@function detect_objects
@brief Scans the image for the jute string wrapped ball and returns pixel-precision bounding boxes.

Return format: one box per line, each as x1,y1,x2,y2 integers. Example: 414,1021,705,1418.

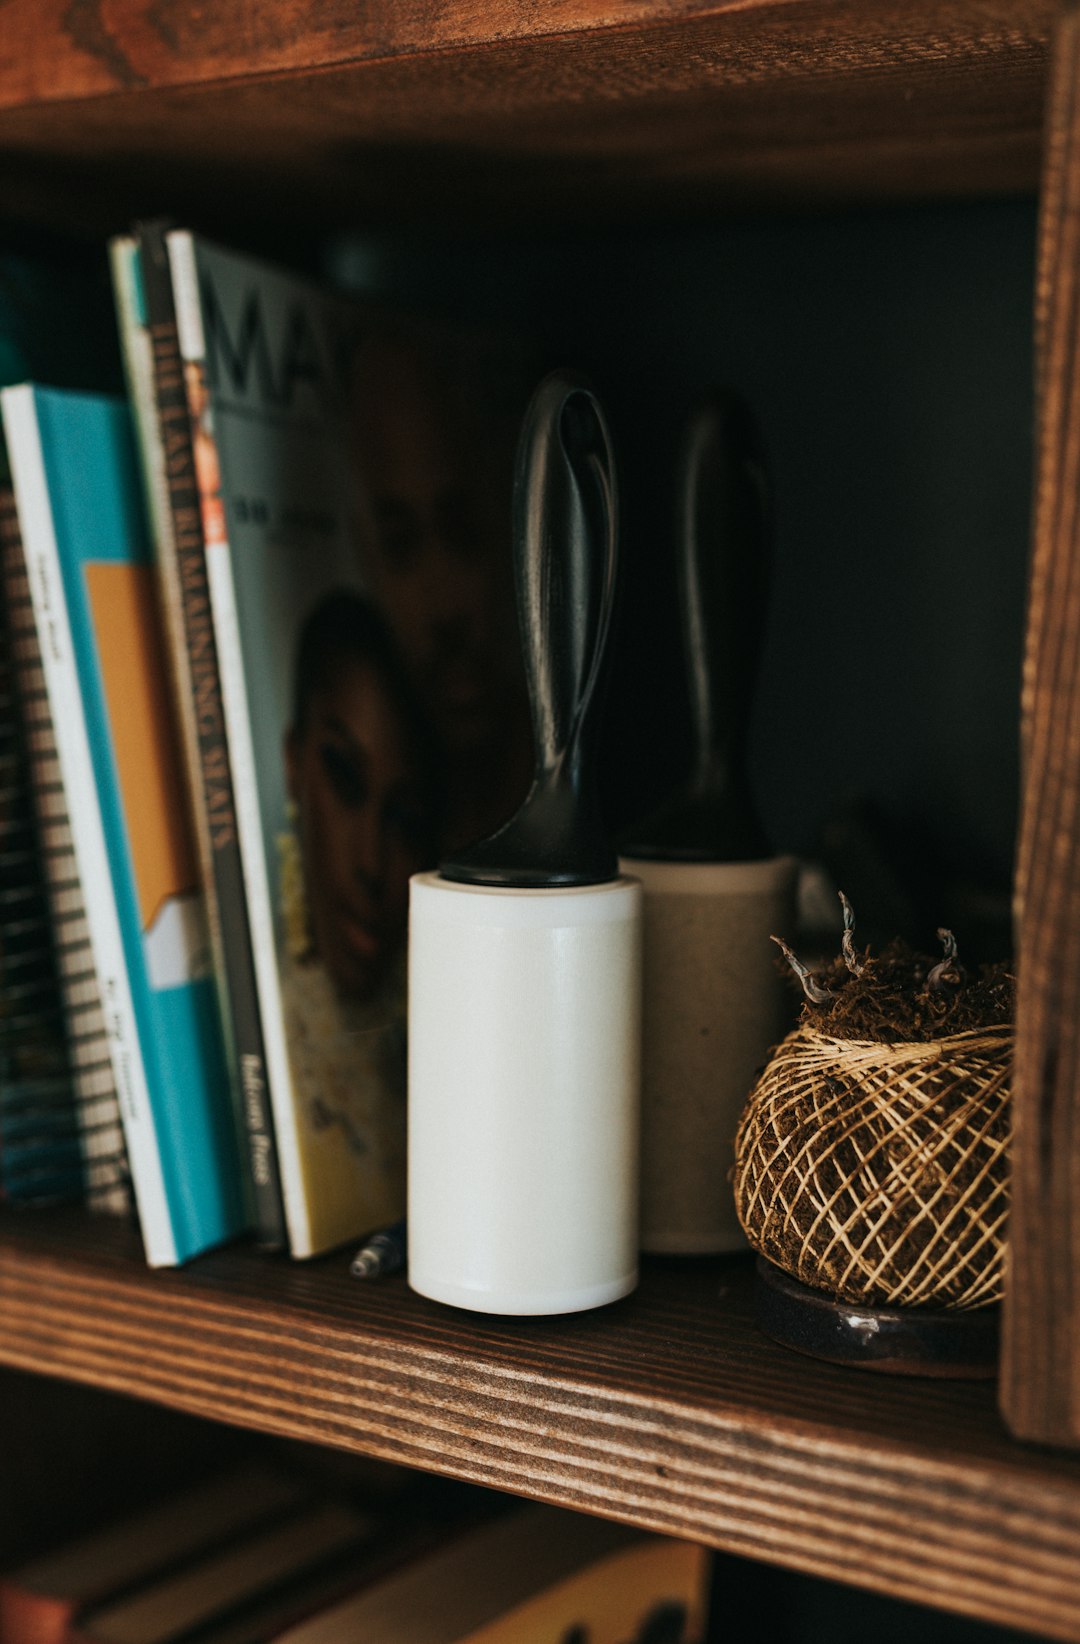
733,1023,1011,1310
732,907,1014,1312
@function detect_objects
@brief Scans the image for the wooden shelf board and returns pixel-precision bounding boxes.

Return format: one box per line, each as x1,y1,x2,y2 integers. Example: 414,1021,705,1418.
3,1206,1080,1640
0,1,1054,231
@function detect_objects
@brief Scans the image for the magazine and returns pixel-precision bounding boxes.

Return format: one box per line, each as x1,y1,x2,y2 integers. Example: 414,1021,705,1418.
166,233,534,1256
167,236,416,1256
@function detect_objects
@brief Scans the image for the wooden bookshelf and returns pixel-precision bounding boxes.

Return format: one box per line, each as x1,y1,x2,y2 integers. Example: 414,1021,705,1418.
0,1204,1079,1641
4,2,1080,1639
0,1,1056,231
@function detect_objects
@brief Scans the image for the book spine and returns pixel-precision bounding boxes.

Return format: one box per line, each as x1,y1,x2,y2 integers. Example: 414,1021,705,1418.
1,387,177,1265
110,236,244,1158
136,226,286,1251
166,232,311,1258
0,490,131,1214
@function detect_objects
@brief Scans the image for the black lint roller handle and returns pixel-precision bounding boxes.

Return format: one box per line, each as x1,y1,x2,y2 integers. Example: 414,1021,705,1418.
624,392,771,862
441,370,619,889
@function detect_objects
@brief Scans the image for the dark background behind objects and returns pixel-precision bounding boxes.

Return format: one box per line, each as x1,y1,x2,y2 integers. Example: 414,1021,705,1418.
705,1544,1053,1643
330,198,1035,961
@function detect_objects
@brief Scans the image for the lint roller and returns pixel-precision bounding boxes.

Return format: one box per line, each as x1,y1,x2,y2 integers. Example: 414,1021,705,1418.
407,371,642,1315
620,394,796,1255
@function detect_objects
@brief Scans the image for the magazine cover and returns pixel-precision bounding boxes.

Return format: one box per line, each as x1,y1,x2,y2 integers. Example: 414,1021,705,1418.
167,235,433,1256
166,235,533,1257
342,315,532,860
1,384,247,1265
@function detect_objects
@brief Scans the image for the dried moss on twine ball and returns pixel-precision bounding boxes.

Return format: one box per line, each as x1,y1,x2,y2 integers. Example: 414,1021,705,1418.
732,898,1014,1312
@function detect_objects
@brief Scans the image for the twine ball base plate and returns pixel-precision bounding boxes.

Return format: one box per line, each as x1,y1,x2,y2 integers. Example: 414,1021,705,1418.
754,1258,1000,1379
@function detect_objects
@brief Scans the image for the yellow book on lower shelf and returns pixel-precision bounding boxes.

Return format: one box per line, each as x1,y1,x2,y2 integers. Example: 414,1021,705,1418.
459,1534,710,1644
271,1504,710,1644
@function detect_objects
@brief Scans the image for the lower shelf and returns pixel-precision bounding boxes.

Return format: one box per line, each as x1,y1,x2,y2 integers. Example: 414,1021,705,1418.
1,1206,1078,1640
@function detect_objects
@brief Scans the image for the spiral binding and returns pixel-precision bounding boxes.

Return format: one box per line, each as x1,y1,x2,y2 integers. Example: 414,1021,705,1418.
0,488,130,1211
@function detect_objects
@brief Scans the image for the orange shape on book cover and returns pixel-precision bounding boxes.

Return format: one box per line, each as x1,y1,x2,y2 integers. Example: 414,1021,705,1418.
84,562,198,932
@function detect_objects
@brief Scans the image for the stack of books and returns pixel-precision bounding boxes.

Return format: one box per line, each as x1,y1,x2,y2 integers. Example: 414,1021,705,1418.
0,1466,711,1644
0,226,466,1263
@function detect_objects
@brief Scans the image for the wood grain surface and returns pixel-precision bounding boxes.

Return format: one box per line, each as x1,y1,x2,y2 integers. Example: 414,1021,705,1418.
0,1,1053,231
4,1206,1080,1640
0,0,1053,110
1003,0,1080,1451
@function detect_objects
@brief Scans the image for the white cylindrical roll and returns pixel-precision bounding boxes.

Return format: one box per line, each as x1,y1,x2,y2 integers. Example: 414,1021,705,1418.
619,854,797,1255
407,872,642,1315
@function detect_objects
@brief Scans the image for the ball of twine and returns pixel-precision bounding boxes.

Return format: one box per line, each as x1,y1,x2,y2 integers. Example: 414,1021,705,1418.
732,1022,1012,1311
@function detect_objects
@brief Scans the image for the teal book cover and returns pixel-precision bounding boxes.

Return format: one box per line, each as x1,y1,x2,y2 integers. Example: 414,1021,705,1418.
24,386,246,1261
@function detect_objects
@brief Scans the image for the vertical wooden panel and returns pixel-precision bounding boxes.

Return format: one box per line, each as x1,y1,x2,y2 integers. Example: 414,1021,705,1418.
1003,0,1080,1446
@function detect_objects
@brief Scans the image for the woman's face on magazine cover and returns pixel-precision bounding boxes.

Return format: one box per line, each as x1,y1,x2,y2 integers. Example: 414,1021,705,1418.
352,341,517,761
286,658,429,1001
